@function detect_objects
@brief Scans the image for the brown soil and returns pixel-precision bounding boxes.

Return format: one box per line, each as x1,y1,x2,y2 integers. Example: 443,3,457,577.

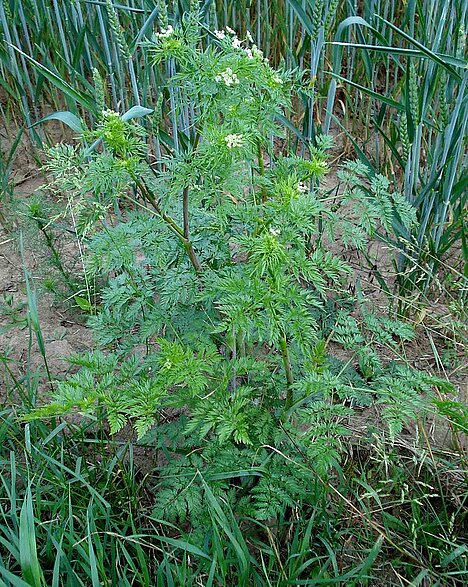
1,124,466,452
0,126,92,401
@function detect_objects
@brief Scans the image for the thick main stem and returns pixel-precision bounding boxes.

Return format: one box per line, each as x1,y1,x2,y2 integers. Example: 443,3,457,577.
184,239,202,273
257,140,268,203
279,333,294,409
181,188,201,272
181,131,202,271
182,132,201,240
182,186,190,239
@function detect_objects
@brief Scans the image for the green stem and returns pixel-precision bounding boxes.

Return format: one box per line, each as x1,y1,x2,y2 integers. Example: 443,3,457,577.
279,333,293,409
37,221,74,289
182,186,190,239
130,174,202,273
230,325,237,392
184,239,202,274
182,131,201,252
257,140,267,203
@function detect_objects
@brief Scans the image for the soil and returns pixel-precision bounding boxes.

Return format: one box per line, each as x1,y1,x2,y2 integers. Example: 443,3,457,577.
0,124,92,401
0,124,466,453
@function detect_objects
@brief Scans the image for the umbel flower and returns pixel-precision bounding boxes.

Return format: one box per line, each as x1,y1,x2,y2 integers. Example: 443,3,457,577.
155,25,174,38
215,67,239,86
224,134,244,148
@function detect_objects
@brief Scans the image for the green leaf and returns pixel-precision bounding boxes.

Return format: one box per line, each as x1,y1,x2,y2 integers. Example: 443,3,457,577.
132,6,159,48
285,0,314,35
375,15,463,81
150,535,211,560
74,296,96,313
31,111,85,134
329,73,404,111
87,514,101,587
19,488,42,587
200,476,250,578
121,105,154,122
8,43,97,112
440,544,468,568
0,567,36,587
329,43,467,68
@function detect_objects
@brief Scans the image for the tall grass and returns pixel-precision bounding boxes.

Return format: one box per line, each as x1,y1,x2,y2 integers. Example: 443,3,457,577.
326,2,467,300
0,127,22,227
0,0,465,296
1,377,466,585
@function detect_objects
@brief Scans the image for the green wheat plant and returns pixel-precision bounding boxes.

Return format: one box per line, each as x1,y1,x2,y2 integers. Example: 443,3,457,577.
328,1,467,302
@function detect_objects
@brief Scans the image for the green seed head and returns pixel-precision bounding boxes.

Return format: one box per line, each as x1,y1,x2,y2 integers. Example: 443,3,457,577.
106,0,131,61
157,0,169,30
400,113,411,162
408,63,420,125
92,68,106,117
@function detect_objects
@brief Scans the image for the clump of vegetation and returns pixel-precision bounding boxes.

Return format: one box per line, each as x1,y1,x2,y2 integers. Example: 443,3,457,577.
0,4,466,586
32,15,425,458
8,13,463,585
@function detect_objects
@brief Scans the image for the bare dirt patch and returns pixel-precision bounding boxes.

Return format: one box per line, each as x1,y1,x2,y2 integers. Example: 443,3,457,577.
0,131,92,401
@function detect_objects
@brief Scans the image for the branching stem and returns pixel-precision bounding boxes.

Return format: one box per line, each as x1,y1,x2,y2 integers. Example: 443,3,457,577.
131,173,202,273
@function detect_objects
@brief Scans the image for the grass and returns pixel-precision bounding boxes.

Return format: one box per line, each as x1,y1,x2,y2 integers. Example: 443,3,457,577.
1,375,466,585
0,250,465,584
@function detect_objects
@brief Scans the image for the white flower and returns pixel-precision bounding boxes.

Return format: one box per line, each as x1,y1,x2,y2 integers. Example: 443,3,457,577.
155,25,174,39
102,108,119,118
232,36,242,49
246,30,254,43
251,44,263,59
224,134,244,149
297,182,308,193
269,227,281,236
243,44,265,61
226,26,236,35
272,74,283,85
214,29,226,40
215,67,239,87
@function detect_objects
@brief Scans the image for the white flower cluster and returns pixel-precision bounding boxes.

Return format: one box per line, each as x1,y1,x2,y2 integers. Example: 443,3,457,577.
155,25,174,39
224,134,244,149
102,109,120,118
214,26,240,48
244,44,265,61
269,227,281,236
272,74,283,85
213,26,268,63
215,67,239,86
297,182,309,194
